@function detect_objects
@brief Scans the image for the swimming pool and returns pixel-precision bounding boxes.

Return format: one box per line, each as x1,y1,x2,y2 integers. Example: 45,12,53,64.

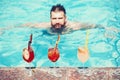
0,0,120,67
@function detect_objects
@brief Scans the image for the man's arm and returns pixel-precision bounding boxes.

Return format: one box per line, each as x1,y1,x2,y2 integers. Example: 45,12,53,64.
67,21,96,30
21,22,51,28
67,21,105,30
77,23,96,30
78,23,120,33
69,22,120,34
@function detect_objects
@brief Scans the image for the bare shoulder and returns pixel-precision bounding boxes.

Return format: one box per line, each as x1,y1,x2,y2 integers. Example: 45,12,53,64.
66,21,82,30
21,22,51,28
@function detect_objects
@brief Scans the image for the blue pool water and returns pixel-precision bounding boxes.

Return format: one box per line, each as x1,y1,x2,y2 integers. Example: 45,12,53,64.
0,0,120,67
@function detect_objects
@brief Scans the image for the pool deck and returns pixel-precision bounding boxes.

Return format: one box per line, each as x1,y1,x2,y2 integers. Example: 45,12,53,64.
0,67,120,80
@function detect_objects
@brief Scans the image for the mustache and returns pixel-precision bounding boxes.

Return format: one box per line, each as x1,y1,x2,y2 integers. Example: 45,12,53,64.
55,23,60,25
54,23,61,27
51,24,61,29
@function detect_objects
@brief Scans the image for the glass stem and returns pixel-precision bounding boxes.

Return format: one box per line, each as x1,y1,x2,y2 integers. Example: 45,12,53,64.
82,63,85,74
28,63,32,76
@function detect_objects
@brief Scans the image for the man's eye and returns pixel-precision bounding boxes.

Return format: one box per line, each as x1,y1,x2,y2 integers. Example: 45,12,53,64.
59,18,63,19
52,18,56,19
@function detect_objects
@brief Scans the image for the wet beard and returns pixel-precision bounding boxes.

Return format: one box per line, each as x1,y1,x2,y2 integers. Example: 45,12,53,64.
51,25,65,34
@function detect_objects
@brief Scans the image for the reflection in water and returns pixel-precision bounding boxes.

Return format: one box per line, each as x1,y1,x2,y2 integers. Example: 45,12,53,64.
105,28,120,67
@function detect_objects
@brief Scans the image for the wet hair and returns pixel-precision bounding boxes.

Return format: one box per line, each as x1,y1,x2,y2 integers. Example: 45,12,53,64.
50,4,66,15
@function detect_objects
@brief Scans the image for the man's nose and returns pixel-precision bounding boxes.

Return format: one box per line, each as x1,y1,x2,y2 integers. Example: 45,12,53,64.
55,19,60,23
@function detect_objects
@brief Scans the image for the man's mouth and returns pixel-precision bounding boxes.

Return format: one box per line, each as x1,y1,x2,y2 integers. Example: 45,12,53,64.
55,24,61,29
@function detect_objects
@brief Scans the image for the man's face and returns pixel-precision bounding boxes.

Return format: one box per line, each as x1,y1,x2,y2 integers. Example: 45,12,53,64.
51,11,66,29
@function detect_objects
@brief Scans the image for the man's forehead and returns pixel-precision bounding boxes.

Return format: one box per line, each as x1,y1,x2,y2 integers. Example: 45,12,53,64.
51,11,65,14
51,11,65,17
